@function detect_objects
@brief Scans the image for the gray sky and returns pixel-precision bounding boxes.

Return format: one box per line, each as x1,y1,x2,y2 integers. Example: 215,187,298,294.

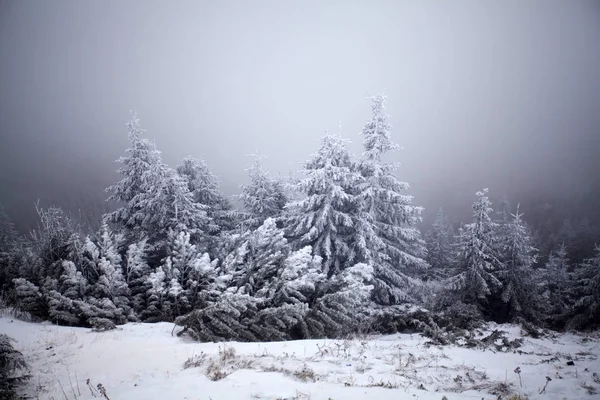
1,0,599,229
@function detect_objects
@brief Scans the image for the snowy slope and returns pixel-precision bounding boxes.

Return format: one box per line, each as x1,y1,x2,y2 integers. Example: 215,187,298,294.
1,317,598,400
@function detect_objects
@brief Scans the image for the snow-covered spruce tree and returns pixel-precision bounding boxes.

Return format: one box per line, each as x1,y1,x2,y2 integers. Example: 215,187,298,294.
0,203,16,253
0,205,19,292
234,218,290,297
305,263,375,338
80,227,131,324
176,218,289,339
447,189,502,314
159,227,217,318
124,239,151,315
425,208,457,280
44,277,81,326
252,246,325,340
239,155,287,230
286,134,362,276
543,243,571,324
143,265,166,322
494,205,543,323
177,156,235,234
105,114,208,260
568,245,600,330
356,94,428,304
0,334,30,400
12,278,46,317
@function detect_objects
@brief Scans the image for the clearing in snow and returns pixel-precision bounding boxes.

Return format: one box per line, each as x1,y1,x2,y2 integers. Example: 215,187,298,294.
1,317,599,400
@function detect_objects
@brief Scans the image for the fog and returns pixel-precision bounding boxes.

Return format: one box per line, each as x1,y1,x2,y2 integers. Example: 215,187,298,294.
1,0,599,230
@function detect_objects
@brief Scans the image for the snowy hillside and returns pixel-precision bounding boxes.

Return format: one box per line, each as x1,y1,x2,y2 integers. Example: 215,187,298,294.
2,317,599,400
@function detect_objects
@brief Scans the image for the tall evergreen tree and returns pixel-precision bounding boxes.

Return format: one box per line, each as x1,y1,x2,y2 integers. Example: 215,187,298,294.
448,189,502,312
106,114,207,251
286,134,361,276
356,94,427,304
495,205,542,322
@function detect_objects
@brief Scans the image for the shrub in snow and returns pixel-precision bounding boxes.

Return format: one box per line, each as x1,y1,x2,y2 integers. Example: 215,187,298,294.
0,334,30,400
89,317,117,332
12,278,46,318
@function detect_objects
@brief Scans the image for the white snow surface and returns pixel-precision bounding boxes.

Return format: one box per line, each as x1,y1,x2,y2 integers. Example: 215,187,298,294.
1,317,599,400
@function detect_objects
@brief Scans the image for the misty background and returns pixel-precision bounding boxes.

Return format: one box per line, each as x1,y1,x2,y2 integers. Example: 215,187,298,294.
1,0,599,232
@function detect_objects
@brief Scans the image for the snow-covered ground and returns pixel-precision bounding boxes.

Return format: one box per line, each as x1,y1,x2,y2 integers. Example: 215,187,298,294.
2,316,599,400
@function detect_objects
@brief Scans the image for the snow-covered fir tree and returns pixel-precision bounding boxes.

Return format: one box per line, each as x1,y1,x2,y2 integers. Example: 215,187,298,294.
160,227,216,316
254,246,325,340
356,94,427,304
239,155,287,229
569,245,600,330
448,189,502,312
106,114,207,252
543,243,571,320
286,134,361,276
305,262,374,338
495,205,542,322
177,156,234,234
0,204,16,251
425,208,457,280
124,239,151,315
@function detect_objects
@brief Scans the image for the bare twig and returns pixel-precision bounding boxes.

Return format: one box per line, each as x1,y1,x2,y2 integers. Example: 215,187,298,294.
58,380,69,400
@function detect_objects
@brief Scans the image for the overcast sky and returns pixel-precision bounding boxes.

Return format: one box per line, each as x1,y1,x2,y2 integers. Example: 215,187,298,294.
1,0,599,229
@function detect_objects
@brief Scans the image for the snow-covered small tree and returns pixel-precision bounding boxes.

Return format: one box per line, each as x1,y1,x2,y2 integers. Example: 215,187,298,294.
157,228,218,318
12,278,46,318
177,156,234,234
143,266,166,322
543,243,571,319
81,226,131,323
0,204,16,251
568,245,600,330
495,205,542,323
236,218,290,297
44,278,81,326
306,263,374,338
448,189,502,313
238,155,287,230
356,94,428,305
58,261,88,301
425,208,457,280
0,333,30,400
286,134,361,276
124,239,151,315
106,114,208,252
105,114,164,239
251,246,325,341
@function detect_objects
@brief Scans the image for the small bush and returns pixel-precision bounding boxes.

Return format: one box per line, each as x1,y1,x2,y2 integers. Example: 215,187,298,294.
0,334,31,400
89,317,117,332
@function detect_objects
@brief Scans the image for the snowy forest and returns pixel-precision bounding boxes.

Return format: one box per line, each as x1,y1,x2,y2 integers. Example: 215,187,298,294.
0,94,599,345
